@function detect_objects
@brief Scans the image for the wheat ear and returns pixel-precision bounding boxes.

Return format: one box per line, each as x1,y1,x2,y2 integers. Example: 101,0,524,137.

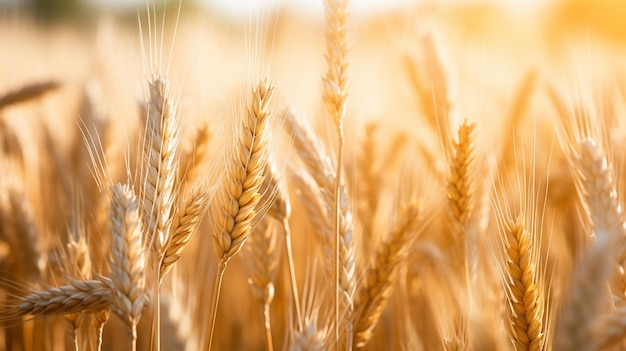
160,185,210,280
181,124,212,194
574,138,626,299
500,216,544,351
0,80,60,110
2,184,42,280
357,122,379,257
206,79,273,351
141,76,179,255
107,184,147,351
553,232,616,351
447,121,476,278
443,121,476,346
592,307,626,349
405,34,452,150
576,138,623,238
15,279,112,317
353,203,421,349
141,76,180,350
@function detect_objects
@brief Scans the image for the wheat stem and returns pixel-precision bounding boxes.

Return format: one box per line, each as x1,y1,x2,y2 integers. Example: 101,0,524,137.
263,303,274,351
206,261,227,351
92,309,109,351
283,218,303,328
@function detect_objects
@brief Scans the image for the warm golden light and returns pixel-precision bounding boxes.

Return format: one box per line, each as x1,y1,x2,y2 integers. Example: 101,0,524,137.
1,0,626,350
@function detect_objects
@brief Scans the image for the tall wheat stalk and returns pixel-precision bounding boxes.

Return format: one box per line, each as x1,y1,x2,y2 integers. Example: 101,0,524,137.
205,78,274,350
322,0,352,347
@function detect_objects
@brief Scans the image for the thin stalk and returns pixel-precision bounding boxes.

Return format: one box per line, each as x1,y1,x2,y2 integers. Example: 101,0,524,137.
70,328,78,351
283,218,302,328
92,309,109,351
131,324,138,351
95,323,105,351
206,261,227,351
333,141,345,349
263,303,274,351
152,259,161,351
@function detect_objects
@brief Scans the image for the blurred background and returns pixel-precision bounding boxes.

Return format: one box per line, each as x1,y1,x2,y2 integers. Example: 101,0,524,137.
0,0,625,44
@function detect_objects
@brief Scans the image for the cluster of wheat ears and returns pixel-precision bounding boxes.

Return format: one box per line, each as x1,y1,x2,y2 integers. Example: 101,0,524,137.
1,0,626,350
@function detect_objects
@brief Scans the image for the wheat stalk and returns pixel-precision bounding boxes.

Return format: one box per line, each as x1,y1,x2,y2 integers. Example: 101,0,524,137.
92,309,110,351
322,0,352,347
206,78,274,350
283,110,356,349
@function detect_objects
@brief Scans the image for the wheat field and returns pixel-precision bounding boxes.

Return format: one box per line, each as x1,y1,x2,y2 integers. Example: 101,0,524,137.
1,0,626,350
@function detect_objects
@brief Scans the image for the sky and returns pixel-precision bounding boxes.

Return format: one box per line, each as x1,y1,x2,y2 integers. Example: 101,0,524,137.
85,0,550,19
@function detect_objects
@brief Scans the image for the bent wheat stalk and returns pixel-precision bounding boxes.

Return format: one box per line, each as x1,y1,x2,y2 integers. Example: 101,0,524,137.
322,0,351,347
